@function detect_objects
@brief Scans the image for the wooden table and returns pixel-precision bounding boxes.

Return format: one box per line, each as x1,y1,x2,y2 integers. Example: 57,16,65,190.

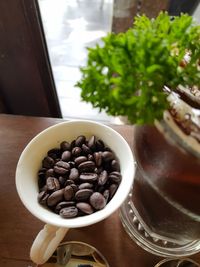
0,114,199,267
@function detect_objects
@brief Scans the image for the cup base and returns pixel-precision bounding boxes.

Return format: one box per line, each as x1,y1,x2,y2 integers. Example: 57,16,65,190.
120,192,200,257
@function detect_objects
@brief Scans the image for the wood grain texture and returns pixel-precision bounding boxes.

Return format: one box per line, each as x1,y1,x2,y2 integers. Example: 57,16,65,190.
0,114,199,267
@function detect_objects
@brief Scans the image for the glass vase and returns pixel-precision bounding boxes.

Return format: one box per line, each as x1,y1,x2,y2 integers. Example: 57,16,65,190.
120,89,200,257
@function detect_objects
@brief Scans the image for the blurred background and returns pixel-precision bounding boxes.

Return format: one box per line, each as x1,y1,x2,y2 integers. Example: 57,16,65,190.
0,0,200,123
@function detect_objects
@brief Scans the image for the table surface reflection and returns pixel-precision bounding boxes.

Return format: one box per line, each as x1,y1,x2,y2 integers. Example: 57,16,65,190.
0,114,199,267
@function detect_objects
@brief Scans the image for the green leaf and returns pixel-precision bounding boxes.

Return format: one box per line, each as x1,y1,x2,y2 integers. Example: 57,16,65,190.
76,12,200,124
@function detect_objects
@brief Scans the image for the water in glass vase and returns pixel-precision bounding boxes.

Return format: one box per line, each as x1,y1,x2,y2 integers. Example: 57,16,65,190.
120,87,200,257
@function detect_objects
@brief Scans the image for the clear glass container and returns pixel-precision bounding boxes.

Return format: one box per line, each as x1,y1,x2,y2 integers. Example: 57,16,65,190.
120,88,200,257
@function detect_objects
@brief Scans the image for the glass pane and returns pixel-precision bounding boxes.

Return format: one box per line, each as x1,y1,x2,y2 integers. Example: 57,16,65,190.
38,0,118,123
38,0,200,123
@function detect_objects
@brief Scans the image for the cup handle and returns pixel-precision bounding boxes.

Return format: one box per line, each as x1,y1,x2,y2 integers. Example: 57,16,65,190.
30,224,69,265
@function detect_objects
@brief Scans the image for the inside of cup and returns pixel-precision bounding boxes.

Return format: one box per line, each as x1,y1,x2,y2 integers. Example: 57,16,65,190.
16,120,134,228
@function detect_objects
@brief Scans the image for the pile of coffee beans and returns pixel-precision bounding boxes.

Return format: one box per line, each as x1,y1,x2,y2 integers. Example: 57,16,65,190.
37,135,122,218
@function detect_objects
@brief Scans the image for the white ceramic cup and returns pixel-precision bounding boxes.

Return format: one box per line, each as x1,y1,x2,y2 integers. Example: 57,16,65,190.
15,120,135,265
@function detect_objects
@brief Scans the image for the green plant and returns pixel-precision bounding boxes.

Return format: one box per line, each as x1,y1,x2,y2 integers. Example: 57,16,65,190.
76,12,200,124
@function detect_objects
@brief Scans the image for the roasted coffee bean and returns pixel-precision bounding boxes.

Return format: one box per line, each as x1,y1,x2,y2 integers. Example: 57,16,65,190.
46,177,60,191
72,147,82,157
38,168,47,179
64,185,74,201
46,153,56,160
74,156,87,166
38,176,46,189
38,135,121,219
54,158,61,163
104,146,112,152
38,191,49,205
109,184,118,199
54,161,70,175
70,140,76,149
109,171,122,183
79,173,98,182
65,179,75,186
102,151,114,162
59,176,67,186
75,189,93,201
60,206,78,218
70,183,78,193
42,156,54,169
55,161,70,169
79,182,93,190
76,202,94,214
38,177,46,189
77,210,86,217
96,139,105,151
87,135,96,150
102,161,112,172
94,152,102,167
75,135,86,147
47,152,59,160
82,144,92,155
103,189,110,203
98,170,108,186
39,184,48,193
94,166,104,174
61,151,71,162
68,161,76,168
55,201,76,213
69,168,79,180
48,148,61,159
96,185,105,193
45,168,54,178
54,166,69,175
47,189,64,207
90,192,106,210
111,160,120,171
78,161,95,172
60,141,71,151
87,154,94,161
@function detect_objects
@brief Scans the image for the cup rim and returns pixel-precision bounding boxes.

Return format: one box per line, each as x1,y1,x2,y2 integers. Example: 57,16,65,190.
15,120,135,228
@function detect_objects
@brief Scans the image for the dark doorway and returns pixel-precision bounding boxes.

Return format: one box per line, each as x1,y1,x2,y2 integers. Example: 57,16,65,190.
0,0,61,117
